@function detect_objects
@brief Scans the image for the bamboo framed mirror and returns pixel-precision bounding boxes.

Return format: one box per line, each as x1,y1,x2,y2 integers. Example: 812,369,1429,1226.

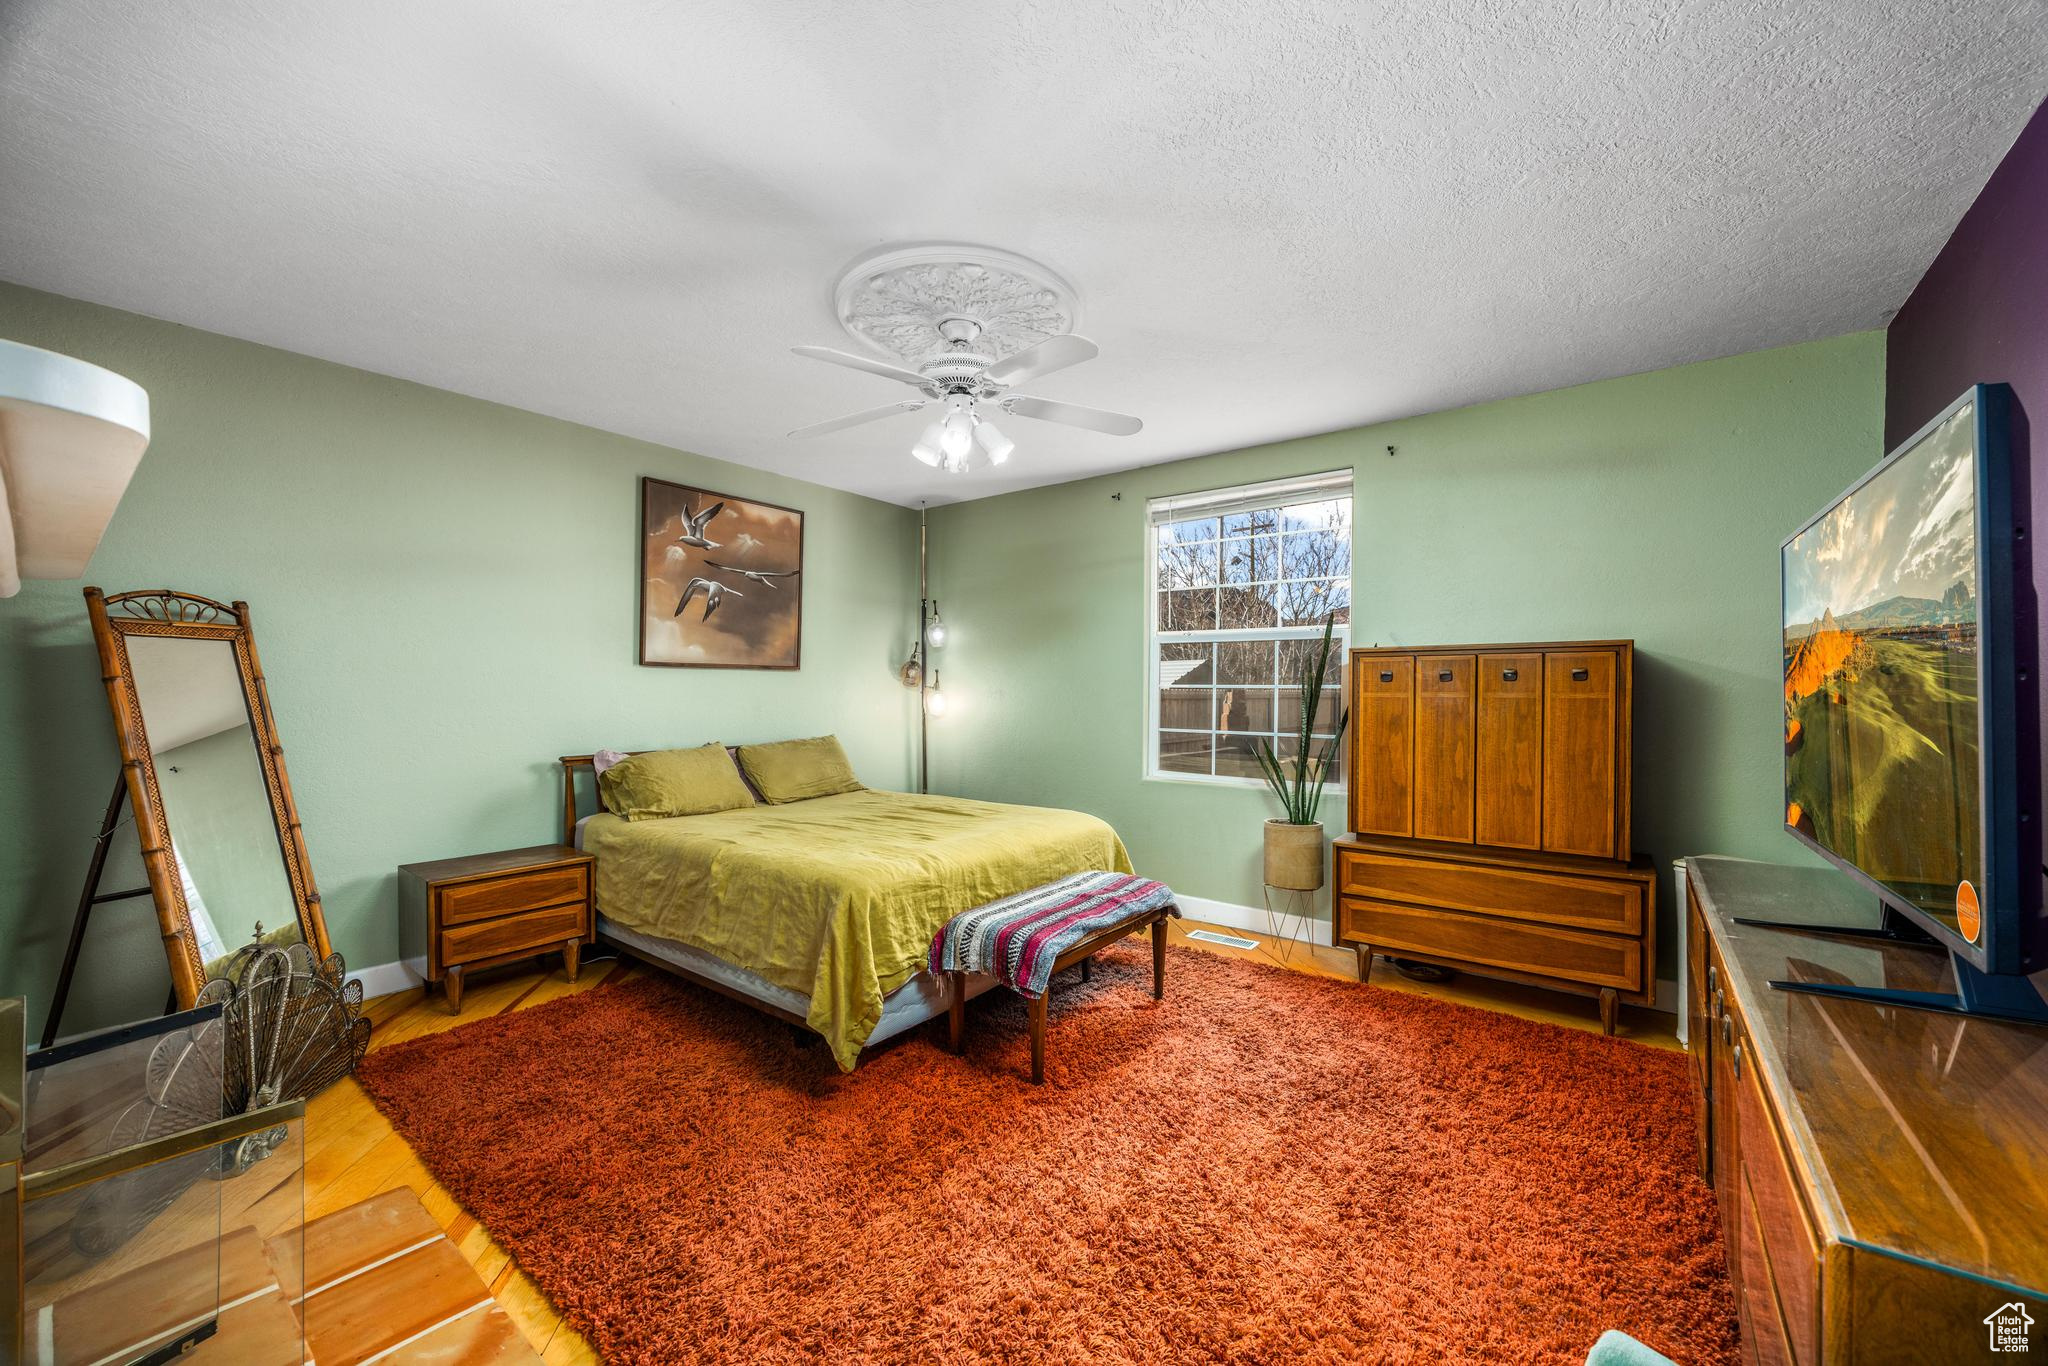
81,588,332,1009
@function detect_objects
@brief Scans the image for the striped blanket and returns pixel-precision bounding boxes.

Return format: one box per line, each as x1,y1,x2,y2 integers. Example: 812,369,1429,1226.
928,870,1179,998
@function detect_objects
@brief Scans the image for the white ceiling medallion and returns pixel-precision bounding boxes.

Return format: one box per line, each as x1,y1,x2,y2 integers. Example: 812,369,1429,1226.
787,242,1141,475
833,243,1081,369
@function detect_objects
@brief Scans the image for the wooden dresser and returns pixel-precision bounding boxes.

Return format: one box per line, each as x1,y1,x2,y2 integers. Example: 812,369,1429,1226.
1337,640,1650,1031
399,845,593,1012
1688,857,2047,1363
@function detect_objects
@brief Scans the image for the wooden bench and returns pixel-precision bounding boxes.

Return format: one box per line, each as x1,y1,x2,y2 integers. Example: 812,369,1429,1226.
933,872,1178,1083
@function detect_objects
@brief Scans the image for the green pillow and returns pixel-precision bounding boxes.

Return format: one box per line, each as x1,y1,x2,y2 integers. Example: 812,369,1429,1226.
599,744,756,821
735,736,864,804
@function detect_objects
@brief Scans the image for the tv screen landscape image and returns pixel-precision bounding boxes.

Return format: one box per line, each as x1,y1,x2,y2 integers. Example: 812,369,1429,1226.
1782,399,1984,947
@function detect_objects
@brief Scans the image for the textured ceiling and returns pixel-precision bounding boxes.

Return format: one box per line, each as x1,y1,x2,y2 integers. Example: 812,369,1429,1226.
2,1,2043,507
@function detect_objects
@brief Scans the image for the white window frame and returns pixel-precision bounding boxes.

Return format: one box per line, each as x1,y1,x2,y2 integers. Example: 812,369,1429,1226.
1142,470,1351,790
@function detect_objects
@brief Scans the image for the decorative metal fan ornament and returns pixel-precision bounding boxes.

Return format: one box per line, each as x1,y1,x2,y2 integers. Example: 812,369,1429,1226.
70,931,369,1258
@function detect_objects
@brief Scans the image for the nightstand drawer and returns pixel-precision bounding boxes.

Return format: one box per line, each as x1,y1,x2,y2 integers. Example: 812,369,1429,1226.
441,901,588,966
439,865,590,926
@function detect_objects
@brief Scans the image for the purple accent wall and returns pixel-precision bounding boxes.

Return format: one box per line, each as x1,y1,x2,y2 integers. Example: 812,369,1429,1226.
1886,97,2048,962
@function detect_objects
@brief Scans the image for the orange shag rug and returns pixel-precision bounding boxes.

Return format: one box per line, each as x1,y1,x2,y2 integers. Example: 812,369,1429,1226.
357,946,1735,1365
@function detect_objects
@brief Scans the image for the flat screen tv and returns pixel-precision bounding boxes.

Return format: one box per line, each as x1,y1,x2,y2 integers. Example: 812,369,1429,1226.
1778,382,2043,1023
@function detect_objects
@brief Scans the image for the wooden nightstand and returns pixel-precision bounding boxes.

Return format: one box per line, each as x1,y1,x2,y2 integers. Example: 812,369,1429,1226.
398,845,593,1013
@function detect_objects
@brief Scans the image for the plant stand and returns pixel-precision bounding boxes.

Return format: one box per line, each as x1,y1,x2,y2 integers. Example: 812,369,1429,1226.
1261,884,1319,961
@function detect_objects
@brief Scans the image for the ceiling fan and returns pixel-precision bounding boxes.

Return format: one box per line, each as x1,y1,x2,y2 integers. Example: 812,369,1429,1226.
786,317,1144,473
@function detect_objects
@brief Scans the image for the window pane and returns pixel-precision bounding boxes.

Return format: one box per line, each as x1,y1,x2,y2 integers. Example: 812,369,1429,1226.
1216,583,1279,629
1216,736,1270,779
1217,688,1275,733
1217,639,1276,685
1157,730,1213,775
1282,498,1348,534
1279,686,1341,733
1219,537,1273,585
1158,689,1212,730
1278,578,1348,626
1158,641,1213,685
1277,637,1344,687
1283,529,1350,580
1161,516,1220,545
1223,509,1280,537
1158,537,1219,589
1160,588,1217,631
1277,733,1344,781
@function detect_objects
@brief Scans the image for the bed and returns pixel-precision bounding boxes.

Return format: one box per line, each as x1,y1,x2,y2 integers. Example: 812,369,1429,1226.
558,755,1134,1069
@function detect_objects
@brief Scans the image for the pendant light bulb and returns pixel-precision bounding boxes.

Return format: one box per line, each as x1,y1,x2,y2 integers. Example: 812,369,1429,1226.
941,411,974,460
974,419,1014,465
910,421,945,467
925,670,947,717
925,602,947,649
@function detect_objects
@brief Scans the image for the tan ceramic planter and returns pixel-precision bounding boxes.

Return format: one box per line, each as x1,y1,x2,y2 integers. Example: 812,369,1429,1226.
1263,820,1326,891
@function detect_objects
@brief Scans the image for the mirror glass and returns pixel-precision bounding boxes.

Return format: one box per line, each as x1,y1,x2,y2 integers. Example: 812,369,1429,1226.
125,635,301,975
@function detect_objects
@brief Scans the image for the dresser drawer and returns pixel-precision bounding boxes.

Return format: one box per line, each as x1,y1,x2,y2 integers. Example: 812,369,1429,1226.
440,901,588,966
1338,895,1642,991
1336,847,1643,934
439,864,589,926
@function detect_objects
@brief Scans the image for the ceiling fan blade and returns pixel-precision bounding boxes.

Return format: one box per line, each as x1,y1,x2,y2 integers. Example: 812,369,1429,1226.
1003,395,1144,437
786,399,928,439
984,334,1100,387
791,346,932,389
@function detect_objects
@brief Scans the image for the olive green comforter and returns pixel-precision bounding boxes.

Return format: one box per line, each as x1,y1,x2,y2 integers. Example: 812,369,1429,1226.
582,789,1133,1070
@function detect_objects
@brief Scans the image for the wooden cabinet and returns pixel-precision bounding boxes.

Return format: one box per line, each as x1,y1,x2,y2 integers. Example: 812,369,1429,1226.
1348,640,1632,863
1687,857,2048,1363
1354,656,1414,837
1338,640,1641,1031
1334,835,1655,1032
399,845,593,1013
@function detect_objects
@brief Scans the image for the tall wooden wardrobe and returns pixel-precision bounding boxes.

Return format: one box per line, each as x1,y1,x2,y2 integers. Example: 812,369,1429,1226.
1336,640,1655,1032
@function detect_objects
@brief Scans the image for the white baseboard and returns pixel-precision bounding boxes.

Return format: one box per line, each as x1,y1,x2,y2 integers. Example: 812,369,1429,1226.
1174,893,1679,1018
349,957,428,1000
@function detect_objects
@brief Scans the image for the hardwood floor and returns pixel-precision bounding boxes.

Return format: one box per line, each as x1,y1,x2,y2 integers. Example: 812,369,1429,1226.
312,919,1680,1360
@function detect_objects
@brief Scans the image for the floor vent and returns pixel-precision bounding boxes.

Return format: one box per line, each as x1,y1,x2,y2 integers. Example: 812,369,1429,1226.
1186,929,1260,950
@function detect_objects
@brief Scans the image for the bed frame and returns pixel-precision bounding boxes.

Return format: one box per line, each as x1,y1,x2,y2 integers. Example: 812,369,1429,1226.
555,751,813,1030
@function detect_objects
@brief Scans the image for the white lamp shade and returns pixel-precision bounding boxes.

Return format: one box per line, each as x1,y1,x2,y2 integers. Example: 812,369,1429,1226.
973,420,1015,465
910,420,945,467
0,339,151,597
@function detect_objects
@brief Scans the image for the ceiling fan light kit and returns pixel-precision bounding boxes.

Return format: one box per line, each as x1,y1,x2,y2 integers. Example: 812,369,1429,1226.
788,243,1142,474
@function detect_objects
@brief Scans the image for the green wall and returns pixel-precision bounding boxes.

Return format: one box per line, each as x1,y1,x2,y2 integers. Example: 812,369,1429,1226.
0,281,919,1034
926,332,1887,977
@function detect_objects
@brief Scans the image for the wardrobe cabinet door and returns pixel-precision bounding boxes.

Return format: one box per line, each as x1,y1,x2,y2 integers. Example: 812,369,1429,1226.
1413,654,1475,844
1353,656,1414,838
1476,653,1543,849
1543,650,1619,858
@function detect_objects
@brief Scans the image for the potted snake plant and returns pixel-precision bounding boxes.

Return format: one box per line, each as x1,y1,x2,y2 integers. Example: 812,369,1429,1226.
1251,614,1349,890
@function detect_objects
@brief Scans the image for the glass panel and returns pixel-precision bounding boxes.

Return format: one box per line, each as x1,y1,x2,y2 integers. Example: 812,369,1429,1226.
1223,509,1280,537
1160,515,1220,546
1277,733,1345,781
1282,528,1351,580
124,636,300,975
1217,688,1275,733
1277,578,1349,627
1158,688,1213,731
1158,641,1213,686
1282,497,1349,534
1279,686,1341,733
1277,637,1346,687
1157,730,1213,775
1216,640,1276,686
1216,736,1271,779
1217,583,1279,630
1221,536,1277,584
1157,536,1219,589
1159,588,1217,632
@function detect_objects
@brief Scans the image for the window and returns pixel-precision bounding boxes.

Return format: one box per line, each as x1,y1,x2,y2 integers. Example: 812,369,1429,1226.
1146,471,1350,785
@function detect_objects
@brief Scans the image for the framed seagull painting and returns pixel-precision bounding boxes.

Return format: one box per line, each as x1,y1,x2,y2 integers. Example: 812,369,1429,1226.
639,476,804,669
